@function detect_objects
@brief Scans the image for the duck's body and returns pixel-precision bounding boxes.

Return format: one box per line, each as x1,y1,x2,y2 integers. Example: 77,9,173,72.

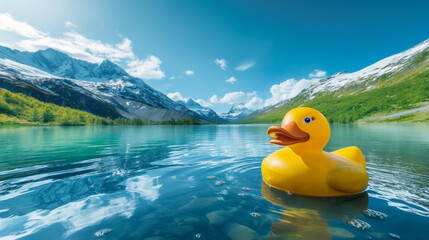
263,107,368,197
262,146,368,196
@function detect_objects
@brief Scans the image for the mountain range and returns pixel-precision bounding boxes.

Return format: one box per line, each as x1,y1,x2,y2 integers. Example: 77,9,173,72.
175,98,225,123
0,46,224,123
241,39,429,123
2,37,428,125
0,47,128,82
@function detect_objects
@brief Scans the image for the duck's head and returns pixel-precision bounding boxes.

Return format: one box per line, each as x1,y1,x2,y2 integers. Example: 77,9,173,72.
267,107,330,151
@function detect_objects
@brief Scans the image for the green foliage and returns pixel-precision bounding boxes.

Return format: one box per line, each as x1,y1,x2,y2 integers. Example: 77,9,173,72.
0,89,111,125
0,89,201,126
42,108,55,123
0,97,13,115
0,90,135,126
158,117,199,125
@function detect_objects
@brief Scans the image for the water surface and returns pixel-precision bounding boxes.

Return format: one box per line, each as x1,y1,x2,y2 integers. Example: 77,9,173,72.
0,124,428,239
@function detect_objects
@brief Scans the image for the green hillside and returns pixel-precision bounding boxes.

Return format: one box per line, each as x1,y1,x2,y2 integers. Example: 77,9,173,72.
241,44,429,124
0,89,204,126
0,89,145,126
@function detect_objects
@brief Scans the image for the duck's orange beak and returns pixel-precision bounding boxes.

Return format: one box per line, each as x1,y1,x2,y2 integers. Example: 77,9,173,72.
267,122,310,146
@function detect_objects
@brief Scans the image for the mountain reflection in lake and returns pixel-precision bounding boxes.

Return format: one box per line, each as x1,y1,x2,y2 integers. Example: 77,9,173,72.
0,124,428,239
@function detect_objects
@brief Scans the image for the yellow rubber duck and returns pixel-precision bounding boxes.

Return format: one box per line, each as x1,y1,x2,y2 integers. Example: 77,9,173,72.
262,107,368,197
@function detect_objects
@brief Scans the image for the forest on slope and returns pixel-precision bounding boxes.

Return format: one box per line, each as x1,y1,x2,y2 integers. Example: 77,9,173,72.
0,89,198,126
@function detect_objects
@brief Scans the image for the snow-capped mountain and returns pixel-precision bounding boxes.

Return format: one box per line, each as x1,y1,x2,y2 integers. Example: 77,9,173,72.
0,46,211,122
75,77,207,122
307,39,429,98
0,58,122,119
175,98,224,123
0,46,128,82
221,105,252,122
241,38,429,123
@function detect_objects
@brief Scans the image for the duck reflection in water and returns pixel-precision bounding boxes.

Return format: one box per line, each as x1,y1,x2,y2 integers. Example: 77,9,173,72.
261,182,369,240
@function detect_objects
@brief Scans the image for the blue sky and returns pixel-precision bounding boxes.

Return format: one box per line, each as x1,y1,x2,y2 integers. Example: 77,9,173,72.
1,0,429,113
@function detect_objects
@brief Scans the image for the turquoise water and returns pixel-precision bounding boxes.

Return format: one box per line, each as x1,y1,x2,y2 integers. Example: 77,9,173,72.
0,124,428,239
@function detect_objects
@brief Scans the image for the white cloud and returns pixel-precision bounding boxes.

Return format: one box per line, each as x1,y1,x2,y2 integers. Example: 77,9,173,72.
208,91,262,110
167,92,188,102
0,13,165,80
65,21,78,28
220,92,248,104
217,91,256,105
169,76,175,80
195,99,213,107
262,69,327,106
207,69,327,111
185,70,194,75
309,69,327,78
1,18,133,63
261,69,327,107
0,13,46,38
235,62,255,71
214,58,227,70
126,56,165,79
225,77,236,84
167,93,213,108
210,94,219,103
244,97,264,110
264,78,319,106
116,37,132,52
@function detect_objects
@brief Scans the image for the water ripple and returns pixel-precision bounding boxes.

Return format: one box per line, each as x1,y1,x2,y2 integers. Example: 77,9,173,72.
0,124,427,239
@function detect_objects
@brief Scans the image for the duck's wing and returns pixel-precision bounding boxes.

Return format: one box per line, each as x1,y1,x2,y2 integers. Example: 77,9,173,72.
327,166,368,193
332,146,366,167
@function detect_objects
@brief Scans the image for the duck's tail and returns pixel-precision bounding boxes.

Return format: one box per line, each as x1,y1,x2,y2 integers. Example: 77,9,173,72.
332,146,366,168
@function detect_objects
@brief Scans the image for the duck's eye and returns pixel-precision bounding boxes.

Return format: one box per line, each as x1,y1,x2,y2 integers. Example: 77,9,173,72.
303,117,312,124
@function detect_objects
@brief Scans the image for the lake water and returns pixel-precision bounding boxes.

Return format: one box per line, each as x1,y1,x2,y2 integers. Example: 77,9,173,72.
0,124,428,240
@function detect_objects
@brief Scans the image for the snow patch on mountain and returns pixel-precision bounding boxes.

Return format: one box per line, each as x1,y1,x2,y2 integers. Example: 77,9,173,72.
176,98,224,122
0,52,206,122
0,58,56,79
0,46,129,82
309,39,429,98
221,105,252,122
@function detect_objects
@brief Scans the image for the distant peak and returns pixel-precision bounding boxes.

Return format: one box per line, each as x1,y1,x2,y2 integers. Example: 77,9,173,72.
95,59,128,77
179,98,204,109
98,59,121,69
228,104,251,114
186,98,197,104
36,48,69,59
37,48,60,54
100,59,114,65
42,47,57,52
